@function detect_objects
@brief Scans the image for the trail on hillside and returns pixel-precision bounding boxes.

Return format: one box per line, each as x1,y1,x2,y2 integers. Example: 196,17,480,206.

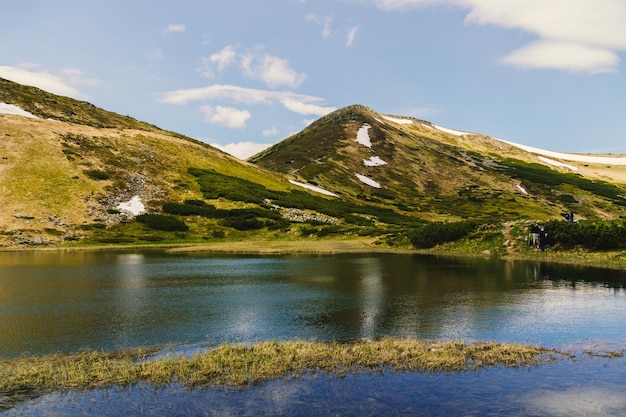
502,222,517,256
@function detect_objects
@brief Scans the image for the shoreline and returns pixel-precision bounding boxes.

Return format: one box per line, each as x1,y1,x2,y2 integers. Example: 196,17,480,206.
1,238,625,269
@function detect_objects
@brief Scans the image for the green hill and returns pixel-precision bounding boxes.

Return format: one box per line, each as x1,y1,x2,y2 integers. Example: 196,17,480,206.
250,104,626,222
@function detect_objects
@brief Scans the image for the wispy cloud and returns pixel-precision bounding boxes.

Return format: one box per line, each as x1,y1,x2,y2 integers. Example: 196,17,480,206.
0,65,96,98
262,126,279,137
157,84,336,116
166,23,187,33
306,13,334,39
240,52,306,89
200,105,251,129
199,45,306,89
199,45,238,78
210,141,272,159
367,0,626,73
346,26,360,47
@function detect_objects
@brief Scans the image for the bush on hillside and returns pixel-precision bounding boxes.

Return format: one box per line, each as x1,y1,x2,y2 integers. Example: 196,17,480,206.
83,169,110,180
409,221,478,249
136,214,189,232
541,219,626,250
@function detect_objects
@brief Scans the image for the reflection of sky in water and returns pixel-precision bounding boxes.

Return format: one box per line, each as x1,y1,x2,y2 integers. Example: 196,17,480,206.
4,358,625,417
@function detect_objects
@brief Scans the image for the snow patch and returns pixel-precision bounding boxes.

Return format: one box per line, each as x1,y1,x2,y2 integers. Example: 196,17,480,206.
117,196,146,216
363,156,387,167
288,180,338,197
421,123,435,130
356,123,372,148
516,184,529,195
382,115,413,125
538,156,578,171
374,117,386,125
0,102,39,119
433,124,469,136
495,138,626,166
355,173,381,188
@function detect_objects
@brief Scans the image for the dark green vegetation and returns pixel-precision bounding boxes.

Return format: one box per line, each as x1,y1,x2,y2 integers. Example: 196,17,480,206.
0,339,550,398
540,219,626,250
409,221,478,249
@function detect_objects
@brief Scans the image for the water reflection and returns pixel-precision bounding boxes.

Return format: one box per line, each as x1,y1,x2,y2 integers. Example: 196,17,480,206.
0,252,625,358
3,357,626,417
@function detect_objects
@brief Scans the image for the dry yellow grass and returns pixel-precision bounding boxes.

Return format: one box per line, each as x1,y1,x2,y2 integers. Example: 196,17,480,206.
0,338,551,395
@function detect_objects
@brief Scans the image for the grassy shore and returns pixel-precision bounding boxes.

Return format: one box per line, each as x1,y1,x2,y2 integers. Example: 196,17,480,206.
1,339,551,396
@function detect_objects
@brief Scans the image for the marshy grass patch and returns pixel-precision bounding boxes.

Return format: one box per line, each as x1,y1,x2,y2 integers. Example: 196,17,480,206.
1,338,555,402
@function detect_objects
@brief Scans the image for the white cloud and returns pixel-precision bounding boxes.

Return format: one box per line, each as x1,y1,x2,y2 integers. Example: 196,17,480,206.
199,45,238,78
200,105,251,129
368,0,626,73
157,84,336,116
166,23,187,33
211,141,272,159
346,26,360,47
0,65,91,98
281,98,336,116
501,40,619,73
240,52,306,89
262,126,279,136
306,13,334,39
370,0,447,10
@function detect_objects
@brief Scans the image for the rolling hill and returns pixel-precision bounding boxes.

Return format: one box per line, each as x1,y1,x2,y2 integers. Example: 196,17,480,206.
2,78,626,249
250,104,626,222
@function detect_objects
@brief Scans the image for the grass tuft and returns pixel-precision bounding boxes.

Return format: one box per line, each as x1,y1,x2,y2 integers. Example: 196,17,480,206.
1,338,552,398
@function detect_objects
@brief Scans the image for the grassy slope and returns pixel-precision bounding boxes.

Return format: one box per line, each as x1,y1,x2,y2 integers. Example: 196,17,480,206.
251,105,626,223
2,77,626,254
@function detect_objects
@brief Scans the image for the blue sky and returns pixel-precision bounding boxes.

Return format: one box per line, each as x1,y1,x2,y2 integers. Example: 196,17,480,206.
2,0,625,159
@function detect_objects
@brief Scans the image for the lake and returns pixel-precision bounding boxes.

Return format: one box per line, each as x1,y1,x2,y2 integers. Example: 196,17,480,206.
1,251,625,416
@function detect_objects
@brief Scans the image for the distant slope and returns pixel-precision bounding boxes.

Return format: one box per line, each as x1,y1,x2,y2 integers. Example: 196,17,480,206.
0,78,292,247
250,105,626,221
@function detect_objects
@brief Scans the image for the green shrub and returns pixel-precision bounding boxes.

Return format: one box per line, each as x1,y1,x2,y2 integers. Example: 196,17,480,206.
136,214,189,231
542,219,626,250
83,169,110,180
220,217,265,230
409,221,478,249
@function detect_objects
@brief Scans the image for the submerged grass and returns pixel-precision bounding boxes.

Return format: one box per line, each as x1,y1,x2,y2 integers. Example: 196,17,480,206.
1,339,551,397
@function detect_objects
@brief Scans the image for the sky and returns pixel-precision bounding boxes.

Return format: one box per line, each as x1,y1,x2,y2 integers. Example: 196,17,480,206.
1,0,626,159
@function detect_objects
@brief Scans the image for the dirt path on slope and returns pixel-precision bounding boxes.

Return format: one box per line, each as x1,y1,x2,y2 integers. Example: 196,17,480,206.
502,221,517,256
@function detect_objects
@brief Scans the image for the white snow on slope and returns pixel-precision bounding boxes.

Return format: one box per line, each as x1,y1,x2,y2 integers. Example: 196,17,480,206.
496,138,626,166
0,103,39,119
355,173,381,188
374,117,386,125
356,123,372,148
117,196,146,216
516,184,529,195
433,124,469,137
538,156,578,171
382,115,413,125
289,180,338,197
363,156,387,167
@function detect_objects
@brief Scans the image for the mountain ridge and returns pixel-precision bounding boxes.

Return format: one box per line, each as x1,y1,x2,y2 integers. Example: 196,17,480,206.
2,78,626,249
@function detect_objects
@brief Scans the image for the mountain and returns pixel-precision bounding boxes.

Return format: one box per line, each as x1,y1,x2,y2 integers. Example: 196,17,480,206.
250,104,626,222
2,78,626,250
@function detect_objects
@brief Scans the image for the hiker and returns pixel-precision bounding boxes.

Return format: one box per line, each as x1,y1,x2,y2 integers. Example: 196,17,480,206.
538,226,547,252
531,224,540,248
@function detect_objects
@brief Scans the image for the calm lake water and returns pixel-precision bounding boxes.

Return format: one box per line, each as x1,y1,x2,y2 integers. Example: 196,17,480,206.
1,251,625,416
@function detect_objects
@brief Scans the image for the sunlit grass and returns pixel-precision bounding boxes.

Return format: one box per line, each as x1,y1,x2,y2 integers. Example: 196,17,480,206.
1,339,551,396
